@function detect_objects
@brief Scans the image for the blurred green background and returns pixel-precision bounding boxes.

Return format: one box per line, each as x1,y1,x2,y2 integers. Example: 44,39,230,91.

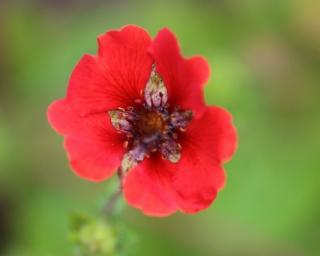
0,0,319,255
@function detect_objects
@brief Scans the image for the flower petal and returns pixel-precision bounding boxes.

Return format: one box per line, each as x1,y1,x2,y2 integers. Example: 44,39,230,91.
173,106,237,213
149,28,210,117
67,25,153,116
182,106,237,164
47,99,124,181
123,155,178,216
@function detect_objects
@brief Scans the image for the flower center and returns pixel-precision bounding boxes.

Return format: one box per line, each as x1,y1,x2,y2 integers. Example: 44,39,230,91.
108,65,192,169
135,110,167,136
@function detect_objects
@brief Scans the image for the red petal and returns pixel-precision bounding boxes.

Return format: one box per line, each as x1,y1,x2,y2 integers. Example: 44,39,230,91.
149,28,210,117
47,99,124,181
67,25,153,116
123,155,178,216
182,106,237,164
173,106,237,213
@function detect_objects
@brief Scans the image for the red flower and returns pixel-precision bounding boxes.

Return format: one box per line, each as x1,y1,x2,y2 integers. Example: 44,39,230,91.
47,25,237,216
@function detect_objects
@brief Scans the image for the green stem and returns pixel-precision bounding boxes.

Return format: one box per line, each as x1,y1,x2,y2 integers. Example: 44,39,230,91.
102,167,124,217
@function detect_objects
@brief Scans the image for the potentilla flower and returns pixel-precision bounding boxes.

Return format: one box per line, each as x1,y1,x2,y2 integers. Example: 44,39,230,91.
47,25,237,216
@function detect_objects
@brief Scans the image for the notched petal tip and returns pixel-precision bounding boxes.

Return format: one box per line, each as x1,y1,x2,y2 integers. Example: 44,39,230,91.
97,25,152,57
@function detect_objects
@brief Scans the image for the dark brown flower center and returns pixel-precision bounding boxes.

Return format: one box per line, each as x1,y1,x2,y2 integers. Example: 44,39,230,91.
135,110,167,136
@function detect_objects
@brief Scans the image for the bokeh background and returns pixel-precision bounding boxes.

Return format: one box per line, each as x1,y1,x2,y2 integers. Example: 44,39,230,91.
0,0,319,255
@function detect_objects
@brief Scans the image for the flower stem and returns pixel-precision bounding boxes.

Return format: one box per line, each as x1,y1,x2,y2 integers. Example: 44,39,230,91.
102,167,124,217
